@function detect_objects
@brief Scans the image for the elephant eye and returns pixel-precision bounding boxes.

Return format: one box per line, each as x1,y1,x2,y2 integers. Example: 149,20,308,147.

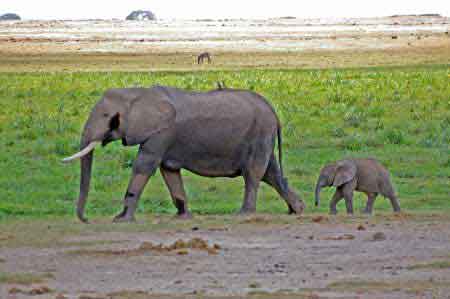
103,113,109,117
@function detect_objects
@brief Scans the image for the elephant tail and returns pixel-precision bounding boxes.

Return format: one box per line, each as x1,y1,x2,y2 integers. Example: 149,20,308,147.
277,125,289,192
277,126,283,177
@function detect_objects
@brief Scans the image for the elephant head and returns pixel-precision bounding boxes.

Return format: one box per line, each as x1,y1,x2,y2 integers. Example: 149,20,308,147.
62,88,175,222
315,160,357,206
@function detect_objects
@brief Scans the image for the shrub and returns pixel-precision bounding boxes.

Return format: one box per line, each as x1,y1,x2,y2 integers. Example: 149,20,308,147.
341,134,363,151
344,110,367,128
330,127,346,138
382,129,406,145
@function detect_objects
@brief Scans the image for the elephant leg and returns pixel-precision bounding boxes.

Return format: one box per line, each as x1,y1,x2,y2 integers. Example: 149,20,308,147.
363,192,377,214
341,183,355,215
160,167,192,219
114,149,162,222
239,173,261,214
329,190,343,215
239,143,272,214
387,194,401,213
113,172,151,222
262,154,305,214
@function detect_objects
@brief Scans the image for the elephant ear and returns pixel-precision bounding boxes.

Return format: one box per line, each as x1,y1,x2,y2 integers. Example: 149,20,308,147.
125,92,176,146
333,160,357,187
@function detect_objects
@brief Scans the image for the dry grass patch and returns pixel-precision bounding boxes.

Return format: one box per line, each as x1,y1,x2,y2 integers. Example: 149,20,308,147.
0,272,54,285
407,260,450,270
328,280,393,290
0,42,449,72
327,279,450,293
107,290,318,299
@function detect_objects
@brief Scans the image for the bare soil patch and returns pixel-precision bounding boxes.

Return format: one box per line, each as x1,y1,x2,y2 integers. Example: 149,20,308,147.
1,213,449,298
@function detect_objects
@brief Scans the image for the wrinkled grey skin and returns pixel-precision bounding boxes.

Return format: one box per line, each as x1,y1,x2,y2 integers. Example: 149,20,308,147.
315,158,401,215
197,52,211,64
71,85,305,223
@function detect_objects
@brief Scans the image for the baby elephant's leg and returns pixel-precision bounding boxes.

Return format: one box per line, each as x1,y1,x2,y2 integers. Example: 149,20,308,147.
382,186,401,213
341,183,355,215
363,192,378,214
388,194,401,213
329,190,343,215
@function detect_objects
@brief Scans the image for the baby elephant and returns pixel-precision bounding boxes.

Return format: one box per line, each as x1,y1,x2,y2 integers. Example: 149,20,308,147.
315,158,401,215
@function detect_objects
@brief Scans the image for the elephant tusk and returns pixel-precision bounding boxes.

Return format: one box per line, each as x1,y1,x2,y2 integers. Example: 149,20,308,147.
62,141,100,163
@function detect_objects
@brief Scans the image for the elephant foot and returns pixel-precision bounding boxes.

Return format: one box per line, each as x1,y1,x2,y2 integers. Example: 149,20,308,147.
113,214,136,223
288,200,305,214
362,209,372,215
175,212,193,220
329,210,338,215
238,207,256,215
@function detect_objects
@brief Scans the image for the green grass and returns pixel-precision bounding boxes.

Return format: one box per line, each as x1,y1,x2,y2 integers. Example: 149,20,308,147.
0,65,449,220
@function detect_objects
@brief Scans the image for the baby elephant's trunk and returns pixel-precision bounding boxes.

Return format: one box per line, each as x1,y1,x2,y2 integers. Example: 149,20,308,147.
315,179,325,207
315,185,321,207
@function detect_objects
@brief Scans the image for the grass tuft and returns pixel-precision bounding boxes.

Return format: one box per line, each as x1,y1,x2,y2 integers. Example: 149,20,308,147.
407,260,450,270
0,272,54,285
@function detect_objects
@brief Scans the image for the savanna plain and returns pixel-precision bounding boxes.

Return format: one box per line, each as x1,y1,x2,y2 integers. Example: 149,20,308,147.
0,16,450,299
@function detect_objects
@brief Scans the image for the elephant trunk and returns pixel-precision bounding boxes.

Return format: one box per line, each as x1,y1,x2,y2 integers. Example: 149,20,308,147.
76,135,95,223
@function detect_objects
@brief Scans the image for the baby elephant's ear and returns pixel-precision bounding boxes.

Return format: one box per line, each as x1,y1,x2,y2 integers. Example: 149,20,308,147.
333,160,357,187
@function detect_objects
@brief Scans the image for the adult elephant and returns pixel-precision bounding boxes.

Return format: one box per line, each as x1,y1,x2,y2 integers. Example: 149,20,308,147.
63,86,305,222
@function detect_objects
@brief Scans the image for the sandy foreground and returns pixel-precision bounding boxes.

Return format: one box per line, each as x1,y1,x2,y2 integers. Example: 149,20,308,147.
1,214,449,299
0,15,449,71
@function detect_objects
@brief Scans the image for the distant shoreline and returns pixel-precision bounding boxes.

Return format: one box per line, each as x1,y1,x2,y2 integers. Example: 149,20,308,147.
1,14,448,22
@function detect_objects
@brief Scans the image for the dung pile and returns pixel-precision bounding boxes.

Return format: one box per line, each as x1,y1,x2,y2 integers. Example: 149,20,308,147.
69,238,221,257
140,238,221,255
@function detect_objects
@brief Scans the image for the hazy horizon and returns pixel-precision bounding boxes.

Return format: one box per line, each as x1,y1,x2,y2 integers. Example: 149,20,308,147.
2,0,449,20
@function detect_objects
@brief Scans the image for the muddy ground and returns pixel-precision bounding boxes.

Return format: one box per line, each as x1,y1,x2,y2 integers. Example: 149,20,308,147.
1,213,449,299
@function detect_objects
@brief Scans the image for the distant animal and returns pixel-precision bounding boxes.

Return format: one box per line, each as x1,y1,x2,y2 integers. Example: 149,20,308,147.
197,52,212,64
315,158,400,215
63,85,305,223
216,81,227,90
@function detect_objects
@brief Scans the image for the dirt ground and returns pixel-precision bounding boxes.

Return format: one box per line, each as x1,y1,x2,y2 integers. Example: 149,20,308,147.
1,213,449,299
0,16,449,71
